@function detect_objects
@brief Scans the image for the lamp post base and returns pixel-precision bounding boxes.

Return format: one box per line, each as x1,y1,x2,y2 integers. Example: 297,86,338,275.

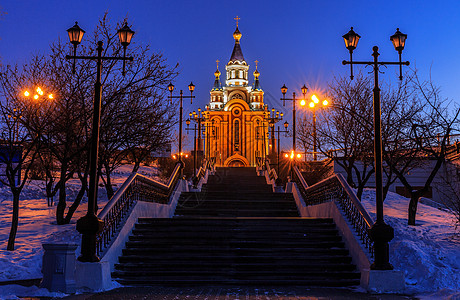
76,214,104,262
368,222,394,270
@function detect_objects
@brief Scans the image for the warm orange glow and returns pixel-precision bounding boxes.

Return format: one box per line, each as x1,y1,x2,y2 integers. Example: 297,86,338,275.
322,99,329,106
284,153,289,158
290,150,295,159
33,95,39,100
296,154,301,159
48,94,54,100
300,99,306,106
185,154,189,158
311,94,319,104
36,87,43,96
24,91,30,97
309,102,315,108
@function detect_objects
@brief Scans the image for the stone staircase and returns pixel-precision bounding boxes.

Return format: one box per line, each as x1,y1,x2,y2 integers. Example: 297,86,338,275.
112,167,360,286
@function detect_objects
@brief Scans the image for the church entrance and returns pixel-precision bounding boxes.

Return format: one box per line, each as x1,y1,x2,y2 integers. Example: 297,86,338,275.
228,160,245,167
224,154,250,167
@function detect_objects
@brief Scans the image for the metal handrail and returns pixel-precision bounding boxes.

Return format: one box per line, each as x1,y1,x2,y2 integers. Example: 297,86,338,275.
292,165,374,256
264,159,278,182
193,159,210,186
96,162,182,255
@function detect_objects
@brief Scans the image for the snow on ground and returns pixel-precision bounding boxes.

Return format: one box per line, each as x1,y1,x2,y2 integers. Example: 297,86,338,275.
0,165,158,283
0,167,458,298
361,189,460,297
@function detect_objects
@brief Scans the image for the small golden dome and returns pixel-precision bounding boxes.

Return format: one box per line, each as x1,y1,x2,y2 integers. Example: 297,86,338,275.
214,69,221,78
233,27,242,43
253,69,260,79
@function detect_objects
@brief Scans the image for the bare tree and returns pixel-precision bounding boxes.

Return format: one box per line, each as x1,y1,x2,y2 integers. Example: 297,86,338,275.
89,14,178,199
0,62,46,250
311,73,375,199
0,13,179,225
385,72,460,225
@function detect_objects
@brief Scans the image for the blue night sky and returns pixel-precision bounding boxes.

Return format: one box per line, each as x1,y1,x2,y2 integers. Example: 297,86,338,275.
1,0,459,149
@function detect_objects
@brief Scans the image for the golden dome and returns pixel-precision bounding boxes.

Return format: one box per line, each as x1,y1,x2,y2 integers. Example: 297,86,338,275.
214,69,221,78
233,27,242,43
253,69,260,79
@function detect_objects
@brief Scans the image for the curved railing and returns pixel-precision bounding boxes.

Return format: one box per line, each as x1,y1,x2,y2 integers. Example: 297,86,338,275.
264,159,278,182
192,159,213,187
96,162,182,255
292,165,374,256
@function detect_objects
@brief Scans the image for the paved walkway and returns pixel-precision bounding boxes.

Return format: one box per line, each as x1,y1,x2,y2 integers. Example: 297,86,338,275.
59,286,417,300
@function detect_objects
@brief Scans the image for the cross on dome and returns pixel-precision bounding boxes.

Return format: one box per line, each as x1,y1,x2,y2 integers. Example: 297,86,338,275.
234,16,240,27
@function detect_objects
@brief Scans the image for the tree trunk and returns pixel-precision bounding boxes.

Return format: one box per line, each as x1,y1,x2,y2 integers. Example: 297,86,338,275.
132,161,140,173
356,187,363,200
7,192,20,251
103,163,115,200
56,162,68,225
408,194,419,226
64,181,87,224
383,185,390,202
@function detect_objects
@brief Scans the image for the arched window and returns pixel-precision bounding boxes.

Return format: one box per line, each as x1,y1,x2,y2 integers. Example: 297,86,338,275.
234,119,240,151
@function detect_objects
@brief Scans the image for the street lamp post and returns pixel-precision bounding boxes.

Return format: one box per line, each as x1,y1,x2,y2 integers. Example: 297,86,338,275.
189,108,205,159
204,119,216,161
266,108,284,157
185,119,198,176
65,21,134,262
305,94,329,161
280,84,308,176
168,82,195,177
274,122,289,175
342,27,409,270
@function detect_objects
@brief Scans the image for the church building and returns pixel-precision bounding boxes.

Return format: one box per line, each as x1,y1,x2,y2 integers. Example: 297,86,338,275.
203,19,269,167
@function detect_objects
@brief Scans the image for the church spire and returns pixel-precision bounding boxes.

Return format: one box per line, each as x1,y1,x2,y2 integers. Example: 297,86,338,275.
253,60,261,90
212,60,222,91
229,16,245,62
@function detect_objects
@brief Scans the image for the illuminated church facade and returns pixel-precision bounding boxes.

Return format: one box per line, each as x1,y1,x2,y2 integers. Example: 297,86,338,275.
203,20,270,167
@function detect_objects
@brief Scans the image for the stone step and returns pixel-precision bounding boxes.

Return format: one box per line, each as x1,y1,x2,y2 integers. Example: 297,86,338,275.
121,247,351,257
113,278,361,287
118,254,354,264
114,261,356,271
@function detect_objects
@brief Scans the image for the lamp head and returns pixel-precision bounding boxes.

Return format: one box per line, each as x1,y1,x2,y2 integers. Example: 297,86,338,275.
342,27,360,52
167,82,175,93
188,82,195,93
281,84,288,96
117,22,135,47
301,84,308,96
284,121,289,129
390,28,407,53
67,22,85,46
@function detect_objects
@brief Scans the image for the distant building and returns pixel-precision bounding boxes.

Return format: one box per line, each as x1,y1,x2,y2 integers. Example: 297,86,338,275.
331,152,460,206
0,145,22,186
151,143,172,158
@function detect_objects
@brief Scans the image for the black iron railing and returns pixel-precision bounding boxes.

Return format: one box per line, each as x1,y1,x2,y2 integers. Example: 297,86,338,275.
193,159,213,187
292,165,374,256
264,159,278,182
96,162,182,256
